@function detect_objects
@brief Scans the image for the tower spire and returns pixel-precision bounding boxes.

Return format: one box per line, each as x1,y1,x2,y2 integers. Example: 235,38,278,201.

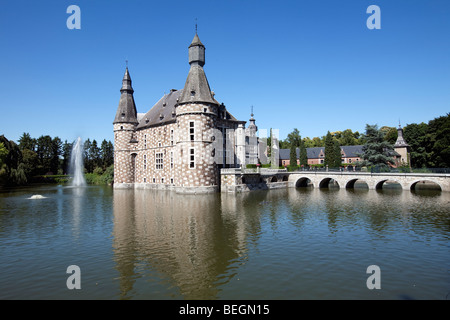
113,67,138,124
394,123,409,147
178,32,217,105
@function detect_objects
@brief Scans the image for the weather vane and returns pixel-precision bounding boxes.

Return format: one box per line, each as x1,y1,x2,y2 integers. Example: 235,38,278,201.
195,18,198,34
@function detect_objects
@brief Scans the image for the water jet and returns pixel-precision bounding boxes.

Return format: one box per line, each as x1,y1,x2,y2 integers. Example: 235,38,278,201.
70,137,86,187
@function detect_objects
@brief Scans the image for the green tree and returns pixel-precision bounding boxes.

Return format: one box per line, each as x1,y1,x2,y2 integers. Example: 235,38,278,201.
324,131,341,168
287,128,301,149
21,148,39,179
50,137,62,174
299,140,308,167
100,139,114,170
0,142,9,183
36,135,53,174
0,142,8,168
62,140,73,175
287,128,301,168
338,129,360,146
18,132,36,151
403,122,430,168
89,139,101,172
84,138,92,172
360,124,395,169
382,127,398,145
303,136,324,148
0,135,25,186
427,113,450,168
289,143,297,168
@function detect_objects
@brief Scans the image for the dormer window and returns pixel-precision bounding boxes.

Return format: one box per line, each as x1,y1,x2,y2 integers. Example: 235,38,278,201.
190,90,195,97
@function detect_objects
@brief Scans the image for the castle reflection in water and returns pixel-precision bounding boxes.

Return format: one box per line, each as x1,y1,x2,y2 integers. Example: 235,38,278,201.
110,187,449,299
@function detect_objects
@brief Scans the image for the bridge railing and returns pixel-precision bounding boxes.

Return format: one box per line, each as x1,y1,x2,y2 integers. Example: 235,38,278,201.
221,168,288,175
288,166,450,174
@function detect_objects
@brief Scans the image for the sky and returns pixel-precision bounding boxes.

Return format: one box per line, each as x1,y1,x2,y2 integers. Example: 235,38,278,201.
0,0,449,144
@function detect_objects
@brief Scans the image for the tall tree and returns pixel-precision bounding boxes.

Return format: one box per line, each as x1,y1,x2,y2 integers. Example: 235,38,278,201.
100,139,114,169
0,142,9,182
427,113,450,168
338,129,359,146
21,148,38,180
287,128,301,168
50,137,62,174
289,143,297,168
62,140,73,175
0,142,8,168
324,131,341,168
89,139,101,172
360,124,395,169
382,127,398,145
36,135,53,174
403,122,430,168
299,140,308,167
18,132,36,152
0,135,25,185
83,138,92,172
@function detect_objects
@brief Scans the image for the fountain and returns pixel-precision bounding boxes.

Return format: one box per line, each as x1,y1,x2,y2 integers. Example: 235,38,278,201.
70,137,86,187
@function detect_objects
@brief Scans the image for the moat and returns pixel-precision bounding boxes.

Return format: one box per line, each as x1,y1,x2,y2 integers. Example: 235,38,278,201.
0,185,449,299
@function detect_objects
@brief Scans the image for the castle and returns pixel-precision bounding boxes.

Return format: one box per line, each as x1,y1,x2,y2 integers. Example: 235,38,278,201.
113,33,259,193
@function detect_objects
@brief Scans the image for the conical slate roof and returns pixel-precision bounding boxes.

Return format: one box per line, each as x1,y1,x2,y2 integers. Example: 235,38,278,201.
189,33,204,48
177,65,219,105
394,125,410,148
178,33,219,105
113,68,138,124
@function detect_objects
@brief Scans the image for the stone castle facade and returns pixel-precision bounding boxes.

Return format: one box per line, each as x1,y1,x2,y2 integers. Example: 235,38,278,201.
113,33,258,193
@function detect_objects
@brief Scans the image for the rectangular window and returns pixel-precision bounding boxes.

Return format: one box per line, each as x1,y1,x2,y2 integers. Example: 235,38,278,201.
170,178,174,184
170,151,174,169
189,148,195,168
156,152,163,170
170,129,174,146
190,121,195,141
143,154,147,170
161,178,164,184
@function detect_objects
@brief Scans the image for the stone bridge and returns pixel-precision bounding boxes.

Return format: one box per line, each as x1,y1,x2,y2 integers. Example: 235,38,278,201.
220,168,450,193
288,171,450,192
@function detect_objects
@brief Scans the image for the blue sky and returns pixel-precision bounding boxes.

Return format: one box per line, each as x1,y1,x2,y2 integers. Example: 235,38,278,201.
0,0,449,144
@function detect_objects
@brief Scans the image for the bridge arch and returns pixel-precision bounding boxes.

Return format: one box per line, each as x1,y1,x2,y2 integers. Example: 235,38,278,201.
295,177,313,188
319,177,340,189
270,176,278,183
410,179,442,192
375,179,403,190
345,178,369,189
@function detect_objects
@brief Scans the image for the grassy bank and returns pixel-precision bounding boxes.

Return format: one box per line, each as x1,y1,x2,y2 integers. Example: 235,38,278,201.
34,165,114,186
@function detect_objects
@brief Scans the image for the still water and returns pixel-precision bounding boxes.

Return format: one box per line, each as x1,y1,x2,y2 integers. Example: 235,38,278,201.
0,184,449,300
